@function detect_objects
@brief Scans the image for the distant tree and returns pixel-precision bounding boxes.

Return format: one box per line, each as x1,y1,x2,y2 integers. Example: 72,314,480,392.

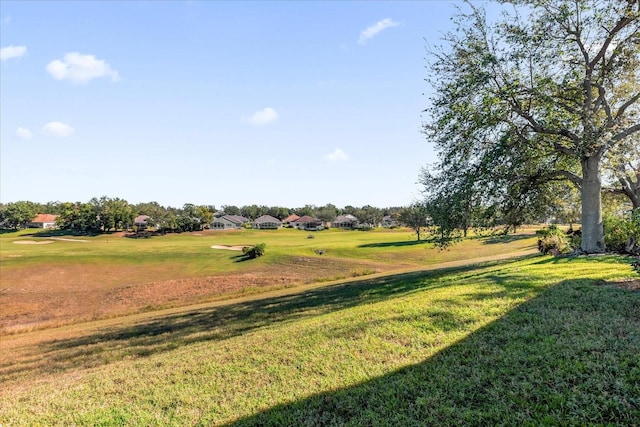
357,205,384,227
0,201,38,229
295,205,316,217
315,204,338,224
342,205,358,216
134,201,165,228
195,205,213,229
241,205,271,220
399,203,430,241
43,201,63,215
91,196,134,231
57,202,99,232
267,206,291,220
221,205,240,216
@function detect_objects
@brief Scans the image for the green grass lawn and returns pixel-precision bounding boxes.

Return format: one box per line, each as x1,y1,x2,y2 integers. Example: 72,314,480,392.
1,254,637,426
0,226,540,333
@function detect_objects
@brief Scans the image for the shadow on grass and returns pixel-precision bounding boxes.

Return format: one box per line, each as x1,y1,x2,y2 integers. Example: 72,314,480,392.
531,254,638,266
228,279,640,426
1,258,532,382
358,240,430,248
26,229,102,237
482,233,536,244
0,228,19,235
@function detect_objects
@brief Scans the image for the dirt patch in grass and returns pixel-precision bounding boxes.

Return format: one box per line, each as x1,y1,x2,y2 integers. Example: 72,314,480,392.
601,278,640,291
0,255,380,334
12,240,54,245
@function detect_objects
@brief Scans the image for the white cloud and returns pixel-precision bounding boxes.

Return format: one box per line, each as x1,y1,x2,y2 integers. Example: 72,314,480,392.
325,148,349,162
16,127,32,140
250,107,278,125
46,52,119,84
42,122,75,138
1,45,27,61
358,18,399,44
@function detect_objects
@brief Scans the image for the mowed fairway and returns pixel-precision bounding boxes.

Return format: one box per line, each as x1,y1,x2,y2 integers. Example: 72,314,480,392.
1,228,638,425
0,227,537,333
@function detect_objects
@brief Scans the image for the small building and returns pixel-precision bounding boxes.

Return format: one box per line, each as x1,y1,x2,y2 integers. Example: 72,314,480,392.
252,215,282,229
211,215,249,230
134,215,150,227
333,214,359,229
28,214,59,229
282,214,300,228
292,215,324,231
382,215,398,228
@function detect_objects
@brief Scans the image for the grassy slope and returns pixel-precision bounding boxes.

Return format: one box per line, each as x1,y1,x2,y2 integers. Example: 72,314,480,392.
0,227,538,332
1,254,637,426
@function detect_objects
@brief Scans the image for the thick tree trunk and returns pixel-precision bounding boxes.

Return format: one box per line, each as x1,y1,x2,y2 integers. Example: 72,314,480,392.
580,155,605,253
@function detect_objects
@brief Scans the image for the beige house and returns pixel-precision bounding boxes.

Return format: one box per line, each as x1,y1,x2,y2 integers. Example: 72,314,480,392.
252,215,282,229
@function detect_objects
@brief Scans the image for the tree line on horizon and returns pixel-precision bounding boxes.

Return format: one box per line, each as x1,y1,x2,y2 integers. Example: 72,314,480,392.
0,197,406,233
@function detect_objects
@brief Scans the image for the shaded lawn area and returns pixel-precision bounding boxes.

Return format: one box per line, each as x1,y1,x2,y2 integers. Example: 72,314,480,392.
233,271,640,426
0,256,637,426
1,259,525,384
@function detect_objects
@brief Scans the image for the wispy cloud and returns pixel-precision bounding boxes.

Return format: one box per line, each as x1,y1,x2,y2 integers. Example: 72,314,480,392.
16,127,32,140
1,45,27,61
46,52,119,84
325,148,349,162
42,122,74,138
358,18,399,45
250,107,278,125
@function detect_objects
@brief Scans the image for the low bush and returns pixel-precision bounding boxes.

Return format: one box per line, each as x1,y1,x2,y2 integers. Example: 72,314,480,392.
536,225,569,254
604,209,639,255
242,243,266,259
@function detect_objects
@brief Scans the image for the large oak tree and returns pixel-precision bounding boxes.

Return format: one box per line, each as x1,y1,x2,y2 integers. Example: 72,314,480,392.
423,0,639,253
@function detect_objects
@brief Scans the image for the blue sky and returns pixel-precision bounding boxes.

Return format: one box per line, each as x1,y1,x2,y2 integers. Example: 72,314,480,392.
1,1,483,209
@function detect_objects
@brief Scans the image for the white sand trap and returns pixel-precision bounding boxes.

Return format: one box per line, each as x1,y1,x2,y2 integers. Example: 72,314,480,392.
211,245,246,251
13,240,54,245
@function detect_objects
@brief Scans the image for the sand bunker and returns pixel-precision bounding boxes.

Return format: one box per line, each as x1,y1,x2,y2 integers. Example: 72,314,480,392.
211,245,246,251
13,240,54,245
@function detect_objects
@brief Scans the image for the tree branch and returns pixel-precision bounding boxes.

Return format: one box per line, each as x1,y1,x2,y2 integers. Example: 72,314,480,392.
612,123,640,143
615,92,640,120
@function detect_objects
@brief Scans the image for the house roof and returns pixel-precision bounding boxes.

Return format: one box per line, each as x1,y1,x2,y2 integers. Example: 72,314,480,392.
134,215,150,224
282,214,300,223
334,214,358,223
253,215,282,224
293,215,321,224
215,215,248,225
31,214,59,223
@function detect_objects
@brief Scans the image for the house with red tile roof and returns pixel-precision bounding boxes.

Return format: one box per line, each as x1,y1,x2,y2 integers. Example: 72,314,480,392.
28,214,59,229
282,214,300,228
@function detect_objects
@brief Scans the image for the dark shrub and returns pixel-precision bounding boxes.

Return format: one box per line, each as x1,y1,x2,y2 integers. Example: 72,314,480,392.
243,243,266,259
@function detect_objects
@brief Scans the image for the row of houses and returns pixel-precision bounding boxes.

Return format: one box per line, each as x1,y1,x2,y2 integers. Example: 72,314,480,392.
213,213,326,230
212,213,398,230
25,212,399,231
